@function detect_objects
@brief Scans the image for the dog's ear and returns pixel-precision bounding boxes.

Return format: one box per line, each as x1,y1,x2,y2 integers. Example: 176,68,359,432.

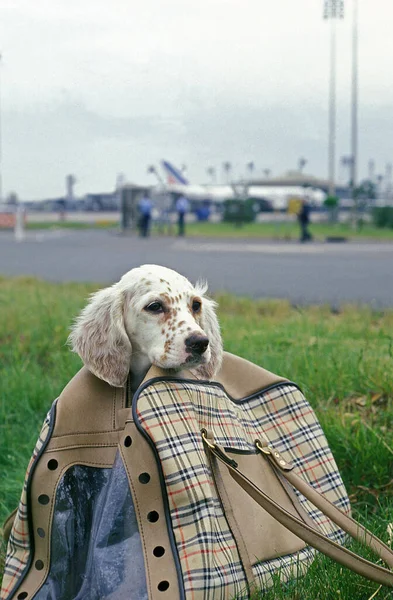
197,295,223,380
68,285,132,387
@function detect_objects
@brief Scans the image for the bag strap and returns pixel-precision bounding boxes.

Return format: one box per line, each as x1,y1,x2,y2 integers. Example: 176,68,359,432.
201,432,393,588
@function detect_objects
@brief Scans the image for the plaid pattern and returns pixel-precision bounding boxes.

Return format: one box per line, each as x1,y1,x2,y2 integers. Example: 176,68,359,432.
1,412,52,600
136,381,351,599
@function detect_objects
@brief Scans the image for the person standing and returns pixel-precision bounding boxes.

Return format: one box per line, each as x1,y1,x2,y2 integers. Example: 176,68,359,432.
138,193,153,237
175,195,190,236
297,199,312,242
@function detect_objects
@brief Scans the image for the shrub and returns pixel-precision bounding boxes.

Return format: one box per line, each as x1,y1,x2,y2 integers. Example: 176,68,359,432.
223,198,258,224
372,206,393,228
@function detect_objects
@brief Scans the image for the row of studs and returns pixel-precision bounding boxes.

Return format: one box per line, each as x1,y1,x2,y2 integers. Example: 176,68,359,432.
16,439,171,598
124,434,170,593
16,459,59,599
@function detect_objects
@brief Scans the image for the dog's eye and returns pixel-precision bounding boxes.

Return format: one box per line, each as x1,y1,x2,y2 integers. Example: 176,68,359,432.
192,299,202,313
144,301,164,313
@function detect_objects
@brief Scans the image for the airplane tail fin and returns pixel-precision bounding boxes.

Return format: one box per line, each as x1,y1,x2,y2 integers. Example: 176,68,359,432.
161,161,189,185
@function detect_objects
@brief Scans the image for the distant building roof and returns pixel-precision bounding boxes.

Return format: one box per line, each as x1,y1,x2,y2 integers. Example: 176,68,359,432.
85,192,115,198
121,183,152,192
249,171,348,192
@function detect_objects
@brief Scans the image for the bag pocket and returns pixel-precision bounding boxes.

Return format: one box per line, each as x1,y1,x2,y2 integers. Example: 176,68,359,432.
209,450,307,566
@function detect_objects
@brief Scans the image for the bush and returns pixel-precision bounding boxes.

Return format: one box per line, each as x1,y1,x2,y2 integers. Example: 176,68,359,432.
372,206,393,228
324,195,339,209
223,198,258,224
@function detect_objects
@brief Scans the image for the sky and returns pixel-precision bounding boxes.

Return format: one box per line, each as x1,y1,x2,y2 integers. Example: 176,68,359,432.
1,0,392,199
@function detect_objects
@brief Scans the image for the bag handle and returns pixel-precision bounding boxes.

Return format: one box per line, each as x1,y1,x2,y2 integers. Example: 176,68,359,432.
201,432,393,588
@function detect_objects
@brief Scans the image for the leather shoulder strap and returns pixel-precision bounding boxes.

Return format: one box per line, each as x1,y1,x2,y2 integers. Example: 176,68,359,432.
202,436,393,588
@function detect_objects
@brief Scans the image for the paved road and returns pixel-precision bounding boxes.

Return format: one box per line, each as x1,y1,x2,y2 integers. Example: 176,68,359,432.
2,229,393,308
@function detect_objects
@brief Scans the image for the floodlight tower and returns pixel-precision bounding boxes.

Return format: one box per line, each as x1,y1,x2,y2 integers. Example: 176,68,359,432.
0,52,3,204
323,0,344,198
350,0,358,208
206,167,216,184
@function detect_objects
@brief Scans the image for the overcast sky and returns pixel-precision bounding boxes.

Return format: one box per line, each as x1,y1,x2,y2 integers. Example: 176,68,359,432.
1,0,392,199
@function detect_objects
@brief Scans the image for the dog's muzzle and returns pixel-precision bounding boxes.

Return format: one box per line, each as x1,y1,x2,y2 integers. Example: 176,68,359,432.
185,334,210,356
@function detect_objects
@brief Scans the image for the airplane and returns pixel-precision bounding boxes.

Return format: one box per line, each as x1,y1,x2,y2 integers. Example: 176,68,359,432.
154,160,233,202
150,160,326,211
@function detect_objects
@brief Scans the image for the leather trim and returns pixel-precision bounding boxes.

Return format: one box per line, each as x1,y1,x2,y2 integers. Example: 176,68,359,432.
134,351,291,404
9,445,119,600
53,367,125,437
46,431,120,452
131,402,186,600
120,421,182,600
133,376,295,408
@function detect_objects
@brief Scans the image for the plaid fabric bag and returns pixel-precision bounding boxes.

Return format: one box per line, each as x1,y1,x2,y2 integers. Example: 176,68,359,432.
2,352,393,600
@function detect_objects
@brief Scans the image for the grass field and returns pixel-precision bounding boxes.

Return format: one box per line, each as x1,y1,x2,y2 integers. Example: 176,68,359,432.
1,277,392,599
25,220,118,230
186,220,393,241
17,218,393,241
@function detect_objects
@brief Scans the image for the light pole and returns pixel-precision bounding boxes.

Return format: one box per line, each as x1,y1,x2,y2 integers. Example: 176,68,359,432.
340,155,353,184
350,0,358,210
323,0,344,198
206,167,216,184
376,174,384,202
385,163,392,203
246,162,255,180
0,52,3,204
298,157,307,173
368,159,375,183
223,162,232,184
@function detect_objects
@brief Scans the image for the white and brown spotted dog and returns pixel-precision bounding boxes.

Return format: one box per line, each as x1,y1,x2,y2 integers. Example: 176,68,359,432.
69,264,223,392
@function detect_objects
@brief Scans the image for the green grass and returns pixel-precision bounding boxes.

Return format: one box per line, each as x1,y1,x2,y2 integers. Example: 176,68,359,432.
1,278,393,598
25,220,118,230
185,220,393,241
4,218,393,241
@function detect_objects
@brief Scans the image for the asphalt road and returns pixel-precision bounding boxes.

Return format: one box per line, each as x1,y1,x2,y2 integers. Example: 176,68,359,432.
2,229,393,308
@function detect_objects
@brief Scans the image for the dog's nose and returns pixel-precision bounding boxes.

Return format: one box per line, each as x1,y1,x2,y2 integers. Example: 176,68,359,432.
185,334,209,355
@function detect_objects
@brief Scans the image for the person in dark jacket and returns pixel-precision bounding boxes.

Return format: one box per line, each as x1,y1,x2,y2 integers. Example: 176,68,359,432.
138,194,153,237
297,200,312,242
175,195,190,236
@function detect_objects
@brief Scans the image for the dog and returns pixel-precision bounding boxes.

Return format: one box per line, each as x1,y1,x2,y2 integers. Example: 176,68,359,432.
69,264,223,391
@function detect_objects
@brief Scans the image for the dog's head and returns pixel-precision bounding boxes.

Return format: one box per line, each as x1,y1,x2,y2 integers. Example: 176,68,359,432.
68,264,223,387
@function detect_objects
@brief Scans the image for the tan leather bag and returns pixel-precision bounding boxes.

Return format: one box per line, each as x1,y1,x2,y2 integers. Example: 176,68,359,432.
2,353,393,600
